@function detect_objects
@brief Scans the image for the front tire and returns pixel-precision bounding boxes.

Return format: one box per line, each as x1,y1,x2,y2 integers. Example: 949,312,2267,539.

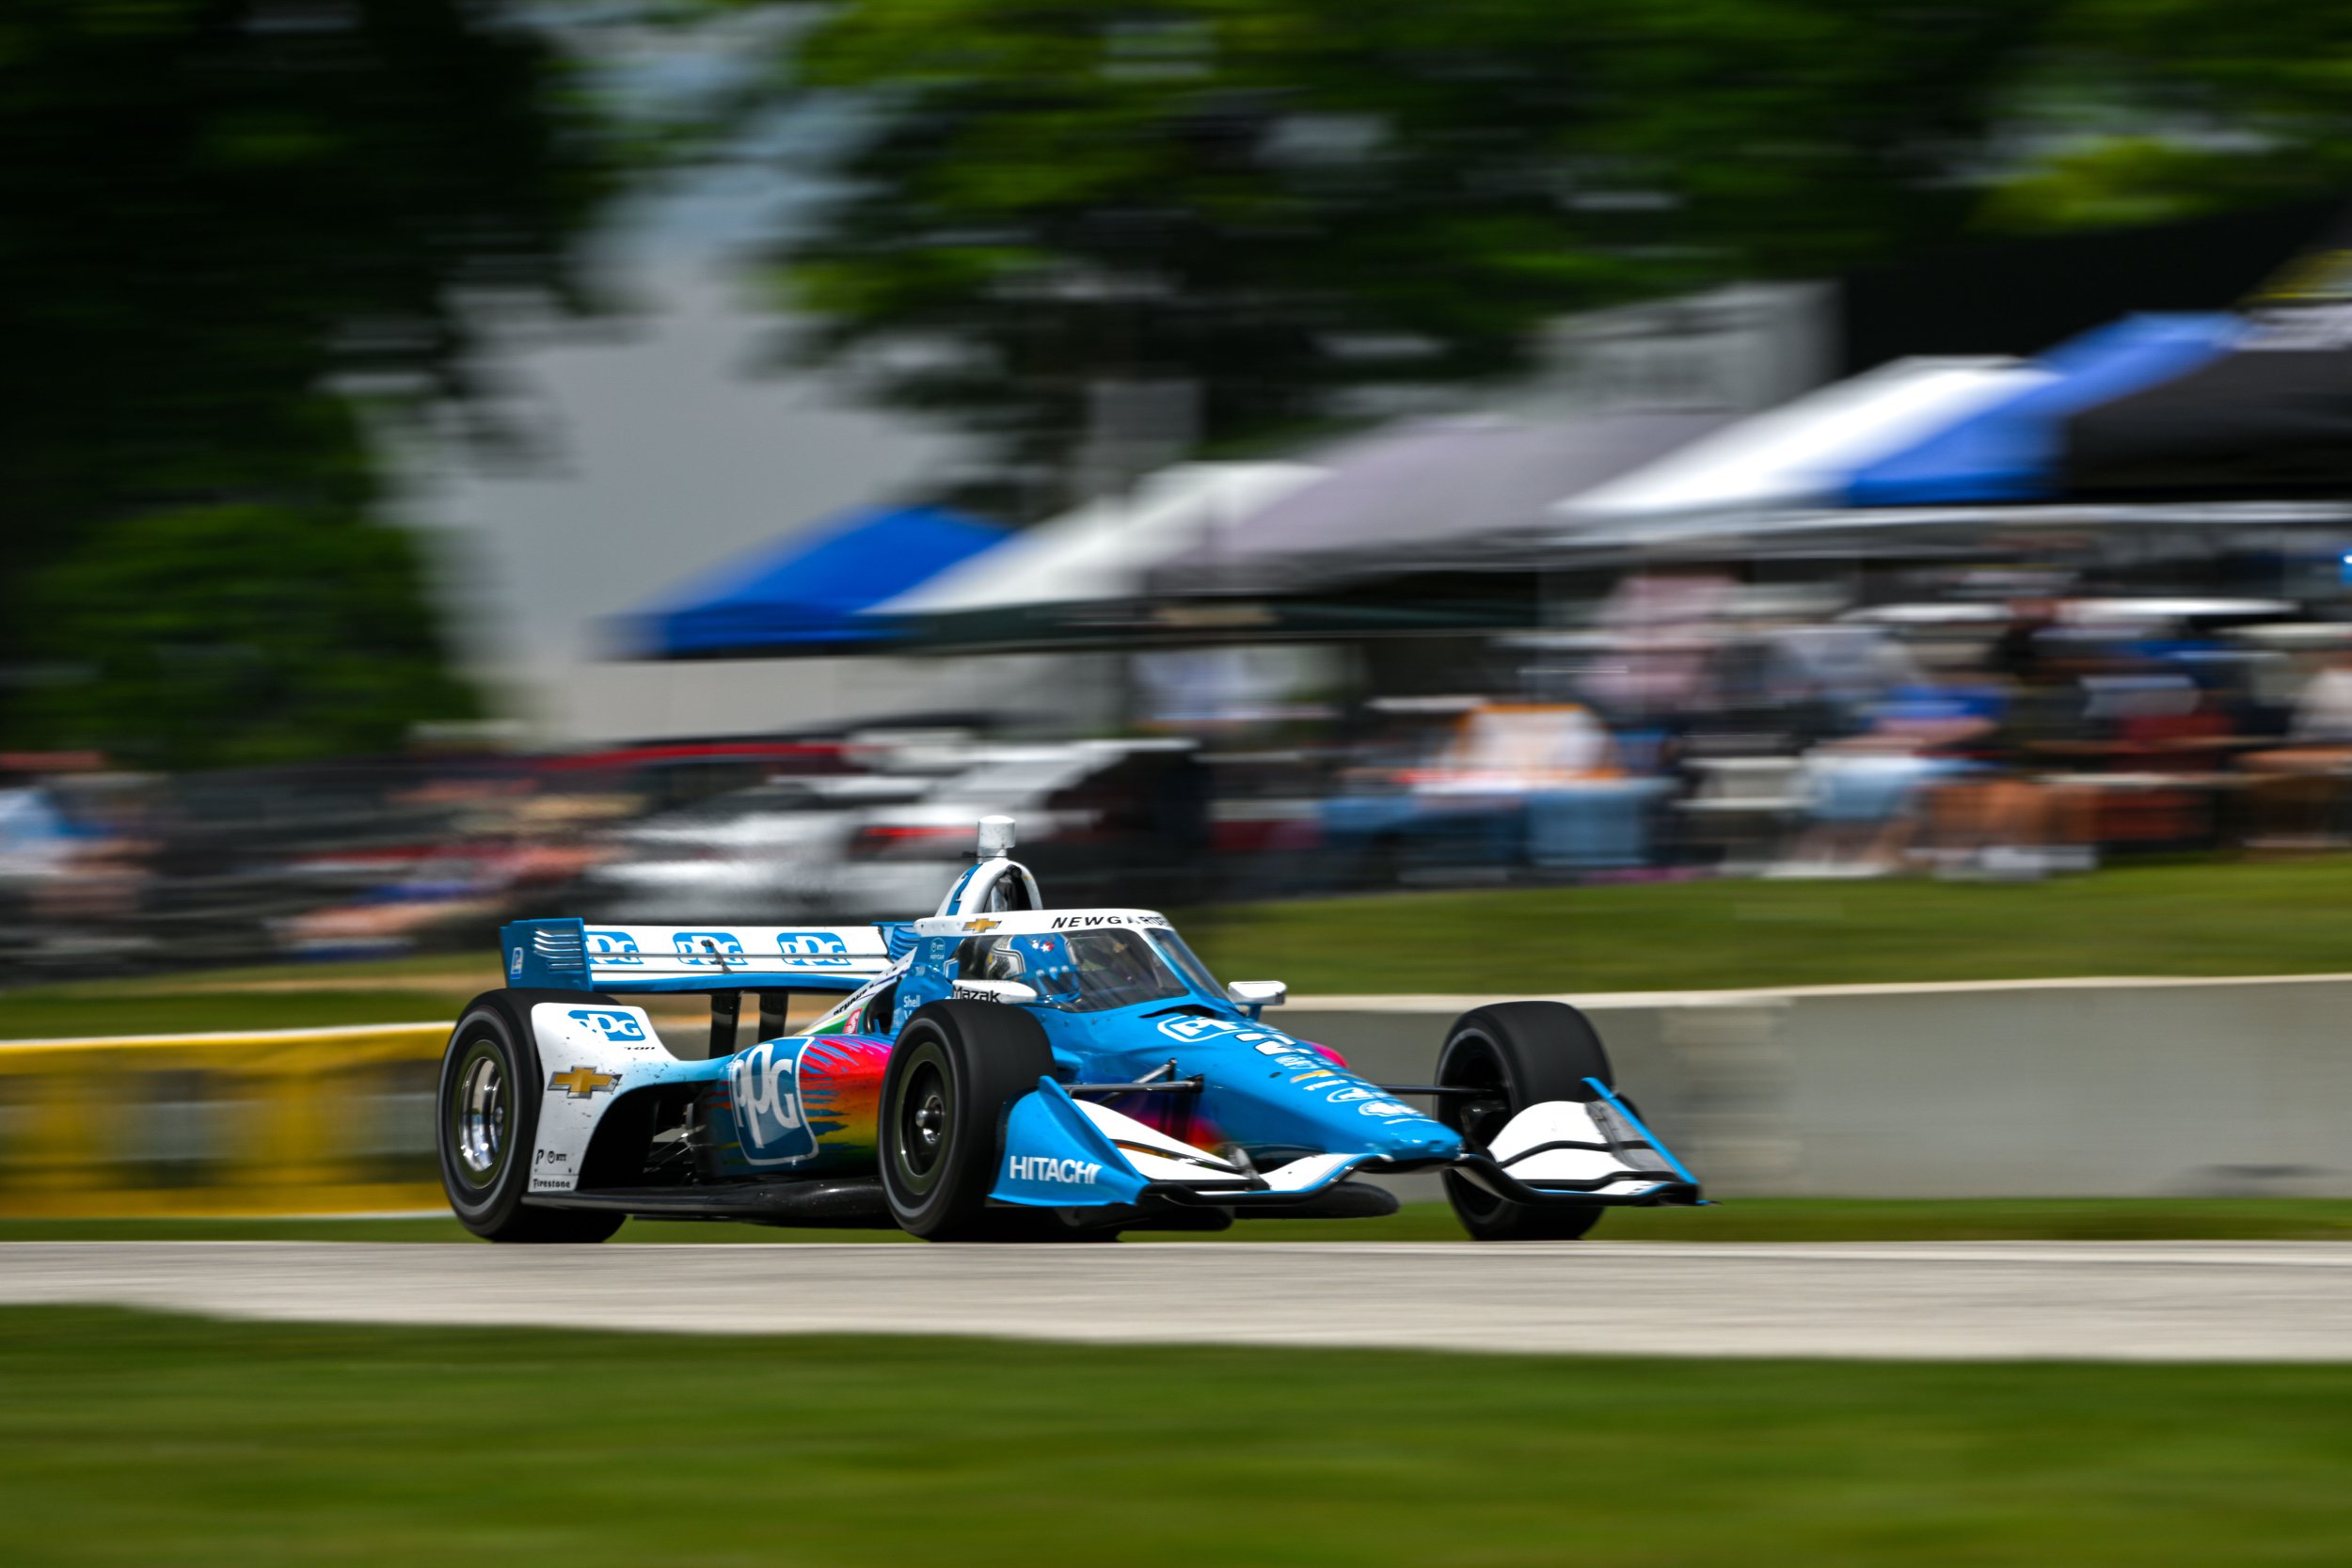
880,1000,1057,1241
437,991,625,1243
1436,1001,1611,1242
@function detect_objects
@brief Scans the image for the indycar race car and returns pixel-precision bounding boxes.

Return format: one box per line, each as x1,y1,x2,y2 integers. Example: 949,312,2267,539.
437,816,1700,1242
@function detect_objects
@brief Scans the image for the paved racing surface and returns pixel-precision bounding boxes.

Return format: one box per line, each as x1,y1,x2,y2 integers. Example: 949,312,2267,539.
8,1241,2352,1360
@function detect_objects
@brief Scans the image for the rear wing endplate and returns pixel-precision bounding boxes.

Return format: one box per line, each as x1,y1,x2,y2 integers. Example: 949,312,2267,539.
501,918,895,995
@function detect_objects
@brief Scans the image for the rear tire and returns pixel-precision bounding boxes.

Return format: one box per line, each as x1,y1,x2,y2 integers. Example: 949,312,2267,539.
1436,1001,1611,1242
880,1001,1057,1241
437,991,626,1243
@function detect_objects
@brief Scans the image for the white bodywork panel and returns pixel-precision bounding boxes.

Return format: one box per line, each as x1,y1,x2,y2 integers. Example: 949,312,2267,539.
913,907,1168,939
1487,1100,1673,1197
526,1002,663,1195
1253,1153,1363,1194
1072,1100,1360,1194
548,924,894,989
933,855,1044,919
1073,1099,1242,1184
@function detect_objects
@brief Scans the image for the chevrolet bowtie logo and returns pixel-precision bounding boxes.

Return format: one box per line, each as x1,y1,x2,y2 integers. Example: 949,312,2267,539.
962,917,1002,932
548,1067,620,1099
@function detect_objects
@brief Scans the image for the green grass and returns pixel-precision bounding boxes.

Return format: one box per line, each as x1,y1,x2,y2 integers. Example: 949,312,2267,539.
0,990,468,1037
10,1197,2352,1245
0,952,493,1038
8,858,2352,1041
1186,854,2352,994
5,1307,2351,1566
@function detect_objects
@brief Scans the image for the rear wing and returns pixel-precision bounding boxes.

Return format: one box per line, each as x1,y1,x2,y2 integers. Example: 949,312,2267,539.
501,918,898,995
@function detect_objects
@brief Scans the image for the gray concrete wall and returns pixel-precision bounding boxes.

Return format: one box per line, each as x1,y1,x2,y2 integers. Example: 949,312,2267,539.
1283,974,2352,1199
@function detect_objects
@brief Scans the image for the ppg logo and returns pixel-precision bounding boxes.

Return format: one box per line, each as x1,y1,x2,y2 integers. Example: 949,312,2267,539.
1156,1016,1287,1048
777,930,852,968
566,1008,647,1042
674,930,745,966
728,1039,818,1165
1155,1016,1232,1044
585,930,643,966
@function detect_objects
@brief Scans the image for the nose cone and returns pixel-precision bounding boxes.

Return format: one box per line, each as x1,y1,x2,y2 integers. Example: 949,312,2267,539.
1200,1037,1467,1161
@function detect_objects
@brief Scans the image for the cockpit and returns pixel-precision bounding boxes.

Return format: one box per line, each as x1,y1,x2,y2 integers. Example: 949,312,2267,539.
955,927,1224,1014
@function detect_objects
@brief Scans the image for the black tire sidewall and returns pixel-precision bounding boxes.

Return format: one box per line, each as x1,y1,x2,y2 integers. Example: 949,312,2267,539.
1438,1002,1611,1113
437,997,539,1234
880,1001,1054,1239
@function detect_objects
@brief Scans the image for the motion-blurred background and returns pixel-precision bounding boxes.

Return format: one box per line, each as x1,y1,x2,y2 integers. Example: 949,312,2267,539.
16,0,2352,975
14,1,2352,1212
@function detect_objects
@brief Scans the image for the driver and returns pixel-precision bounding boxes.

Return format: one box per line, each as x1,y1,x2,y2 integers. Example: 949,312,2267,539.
968,935,1028,982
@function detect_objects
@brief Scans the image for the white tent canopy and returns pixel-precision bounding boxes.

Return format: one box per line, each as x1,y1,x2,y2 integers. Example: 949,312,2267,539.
1553,357,2043,546
873,462,1323,618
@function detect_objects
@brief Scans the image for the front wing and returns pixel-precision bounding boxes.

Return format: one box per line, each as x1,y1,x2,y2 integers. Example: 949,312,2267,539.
989,1077,1700,1212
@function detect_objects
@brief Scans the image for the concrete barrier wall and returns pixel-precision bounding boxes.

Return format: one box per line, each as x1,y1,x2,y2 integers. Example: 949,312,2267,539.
1287,974,2352,1199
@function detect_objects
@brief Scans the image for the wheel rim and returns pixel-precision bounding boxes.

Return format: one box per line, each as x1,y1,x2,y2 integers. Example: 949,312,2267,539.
452,1042,508,1187
891,1039,953,1197
906,1067,947,1173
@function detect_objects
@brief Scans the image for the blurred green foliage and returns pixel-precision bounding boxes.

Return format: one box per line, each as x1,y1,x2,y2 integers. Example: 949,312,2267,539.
0,0,622,766
23,505,481,768
767,0,2352,505
1990,2,2352,230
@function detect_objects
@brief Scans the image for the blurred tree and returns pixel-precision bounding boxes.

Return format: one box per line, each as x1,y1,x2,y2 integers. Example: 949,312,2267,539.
21,506,480,769
0,0,621,766
761,0,2060,511
1983,3,2352,231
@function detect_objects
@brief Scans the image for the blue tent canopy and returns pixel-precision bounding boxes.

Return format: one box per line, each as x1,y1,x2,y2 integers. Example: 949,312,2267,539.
621,504,1009,658
1846,314,2241,506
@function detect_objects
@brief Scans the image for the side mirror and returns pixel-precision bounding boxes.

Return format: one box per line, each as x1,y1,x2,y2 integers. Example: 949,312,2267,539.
952,978,1038,1005
1226,980,1287,1013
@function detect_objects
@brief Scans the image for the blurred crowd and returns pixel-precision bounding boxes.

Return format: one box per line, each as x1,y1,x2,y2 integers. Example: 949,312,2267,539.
12,568,2352,984
1260,573,2352,889
0,725,1216,982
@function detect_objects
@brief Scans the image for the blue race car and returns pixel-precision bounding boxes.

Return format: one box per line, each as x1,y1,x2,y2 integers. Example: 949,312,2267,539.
437,817,1700,1242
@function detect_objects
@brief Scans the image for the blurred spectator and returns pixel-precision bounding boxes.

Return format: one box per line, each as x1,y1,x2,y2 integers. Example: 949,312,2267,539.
1988,598,2062,686
1761,622,1921,739
2290,650,2352,744
1323,700,1625,883
0,776,73,885
1775,684,1995,878
1582,575,1732,721
2239,647,2352,847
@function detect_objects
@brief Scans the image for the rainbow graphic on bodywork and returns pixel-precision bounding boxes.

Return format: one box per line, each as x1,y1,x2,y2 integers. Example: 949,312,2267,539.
794,1035,891,1155
706,1034,891,1173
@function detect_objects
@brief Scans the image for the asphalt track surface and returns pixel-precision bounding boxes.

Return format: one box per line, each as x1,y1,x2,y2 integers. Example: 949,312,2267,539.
8,1241,2352,1360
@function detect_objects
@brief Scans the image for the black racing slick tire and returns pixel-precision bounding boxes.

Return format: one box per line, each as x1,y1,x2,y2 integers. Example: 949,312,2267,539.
437,990,626,1243
880,1000,1057,1242
1436,1001,1612,1242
